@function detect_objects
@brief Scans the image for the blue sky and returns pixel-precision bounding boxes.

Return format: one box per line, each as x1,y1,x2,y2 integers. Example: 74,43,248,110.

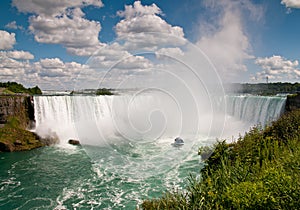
0,0,300,90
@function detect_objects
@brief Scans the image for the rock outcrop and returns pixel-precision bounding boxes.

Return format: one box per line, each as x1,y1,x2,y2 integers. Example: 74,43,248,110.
0,95,51,152
0,120,44,152
0,95,34,129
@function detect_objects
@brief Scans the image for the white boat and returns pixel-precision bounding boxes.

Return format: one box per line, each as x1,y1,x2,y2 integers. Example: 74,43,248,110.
171,137,184,146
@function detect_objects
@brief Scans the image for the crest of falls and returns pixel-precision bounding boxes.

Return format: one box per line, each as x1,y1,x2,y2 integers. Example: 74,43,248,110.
224,95,286,126
33,94,286,145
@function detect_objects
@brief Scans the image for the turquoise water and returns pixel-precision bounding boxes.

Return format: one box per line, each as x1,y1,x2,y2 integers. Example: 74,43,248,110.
0,141,201,209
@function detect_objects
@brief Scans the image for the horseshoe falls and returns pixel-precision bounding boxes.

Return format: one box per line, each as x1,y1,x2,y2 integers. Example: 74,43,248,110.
0,94,286,209
225,95,286,126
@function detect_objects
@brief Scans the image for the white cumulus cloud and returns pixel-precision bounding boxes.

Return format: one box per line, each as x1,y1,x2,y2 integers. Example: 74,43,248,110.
29,8,101,54
0,30,16,50
13,0,104,57
155,47,184,59
116,1,185,51
0,52,30,78
5,50,34,60
35,58,88,78
253,55,300,81
32,58,104,89
12,0,103,16
117,1,162,19
281,0,300,8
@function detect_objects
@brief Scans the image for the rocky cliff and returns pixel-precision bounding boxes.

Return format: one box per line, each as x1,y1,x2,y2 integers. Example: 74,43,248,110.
0,95,56,152
0,95,34,129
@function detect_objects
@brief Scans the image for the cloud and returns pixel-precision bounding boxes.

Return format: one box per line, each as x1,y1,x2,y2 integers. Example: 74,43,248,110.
0,54,99,89
1,50,34,60
85,1,188,85
11,0,186,68
32,58,104,89
155,47,184,59
196,0,262,81
34,58,90,78
281,0,300,8
253,55,300,81
13,0,104,56
88,48,154,73
0,30,16,50
117,1,162,19
12,0,103,16
3,1,220,90
116,1,185,51
114,55,154,70
0,52,30,77
5,21,24,30
29,8,102,55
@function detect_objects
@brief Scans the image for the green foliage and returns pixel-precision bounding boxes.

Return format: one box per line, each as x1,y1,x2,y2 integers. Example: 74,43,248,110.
1,89,15,94
28,86,42,94
142,110,300,209
198,145,214,160
264,109,300,142
0,81,42,95
95,88,114,95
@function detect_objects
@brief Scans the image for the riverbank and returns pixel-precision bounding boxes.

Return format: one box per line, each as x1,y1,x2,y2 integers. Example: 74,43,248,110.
142,109,300,209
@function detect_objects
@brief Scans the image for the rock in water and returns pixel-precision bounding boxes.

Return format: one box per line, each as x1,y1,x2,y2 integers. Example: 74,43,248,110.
68,139,81,145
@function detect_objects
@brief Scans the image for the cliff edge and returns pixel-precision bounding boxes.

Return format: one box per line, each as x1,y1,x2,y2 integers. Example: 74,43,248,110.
0,95,47,152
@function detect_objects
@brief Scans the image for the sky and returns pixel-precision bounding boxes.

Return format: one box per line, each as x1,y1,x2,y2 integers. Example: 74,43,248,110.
0,0,300,90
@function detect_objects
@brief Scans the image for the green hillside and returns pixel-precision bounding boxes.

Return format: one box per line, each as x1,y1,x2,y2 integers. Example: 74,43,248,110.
0,81,42,95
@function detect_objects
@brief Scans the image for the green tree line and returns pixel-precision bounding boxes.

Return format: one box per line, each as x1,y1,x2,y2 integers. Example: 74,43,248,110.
0,81,42,95
231,82,300,95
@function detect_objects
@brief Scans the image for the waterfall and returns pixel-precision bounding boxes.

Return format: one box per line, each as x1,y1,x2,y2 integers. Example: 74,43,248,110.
34,94,200,145
33,94,286,145
225,95,286,126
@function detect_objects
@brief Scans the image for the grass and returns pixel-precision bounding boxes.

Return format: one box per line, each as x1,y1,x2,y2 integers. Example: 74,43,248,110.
141,109,300,209
0,88,15,95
